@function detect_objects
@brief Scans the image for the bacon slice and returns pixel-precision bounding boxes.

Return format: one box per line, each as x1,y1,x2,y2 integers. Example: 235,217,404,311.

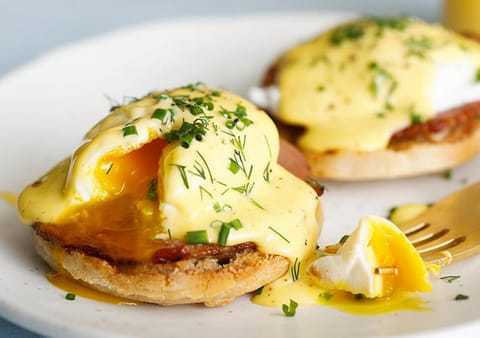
389,101,480,149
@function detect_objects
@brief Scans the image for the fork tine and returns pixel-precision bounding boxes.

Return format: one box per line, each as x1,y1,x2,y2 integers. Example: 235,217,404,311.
422,237,480,264
406,227,450,246
416,235,467,254
398,222,429,236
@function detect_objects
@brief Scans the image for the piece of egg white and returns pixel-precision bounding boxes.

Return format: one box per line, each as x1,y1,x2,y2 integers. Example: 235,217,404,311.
309,215,431,298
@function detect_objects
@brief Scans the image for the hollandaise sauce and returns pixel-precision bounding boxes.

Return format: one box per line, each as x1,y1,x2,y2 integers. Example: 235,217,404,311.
275,16,480,152
0,191,16,207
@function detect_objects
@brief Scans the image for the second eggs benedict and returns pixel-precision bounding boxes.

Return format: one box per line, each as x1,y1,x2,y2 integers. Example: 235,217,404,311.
250,16,480,180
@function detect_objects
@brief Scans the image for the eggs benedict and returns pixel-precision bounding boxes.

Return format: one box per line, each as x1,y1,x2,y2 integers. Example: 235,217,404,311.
17,84,322,306
250,16,480,180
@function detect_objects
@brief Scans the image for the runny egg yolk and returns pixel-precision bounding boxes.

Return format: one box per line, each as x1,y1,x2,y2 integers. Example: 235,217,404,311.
309,215,431,299
96,138,166,198
35,138,169,263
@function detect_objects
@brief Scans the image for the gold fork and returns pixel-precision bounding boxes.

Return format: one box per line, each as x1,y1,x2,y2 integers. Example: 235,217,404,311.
396,181,480,266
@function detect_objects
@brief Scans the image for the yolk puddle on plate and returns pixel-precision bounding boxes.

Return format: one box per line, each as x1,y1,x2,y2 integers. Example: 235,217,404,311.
252,254,431,315
253,276,430,315
0,191,17,207
47,271,138,305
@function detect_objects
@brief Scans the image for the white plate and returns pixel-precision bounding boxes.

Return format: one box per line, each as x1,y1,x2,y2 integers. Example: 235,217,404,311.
1,12,480,338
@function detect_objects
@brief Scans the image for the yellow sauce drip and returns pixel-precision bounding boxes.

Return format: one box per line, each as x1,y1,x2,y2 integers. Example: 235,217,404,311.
0,191,17,207
47,271,138,305
253,250,430,315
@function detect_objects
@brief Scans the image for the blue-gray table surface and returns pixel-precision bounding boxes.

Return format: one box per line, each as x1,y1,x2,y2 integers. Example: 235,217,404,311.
0,0,440,337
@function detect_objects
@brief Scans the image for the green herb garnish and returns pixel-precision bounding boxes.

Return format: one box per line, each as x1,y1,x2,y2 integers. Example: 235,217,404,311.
409,107,424,124
220,104,252,131
146,179,158,201
440,275,460,283
443,169,453,180
65,293,76,301
199,185,213,200
170,164,189,188
282,299,299,317
183,82,205,92
370,16,408,31
105,163,113,175
232,181,255,195
186,230,209,244
330,23,365,45
122,124,138,137
151,108,175,123
163,119,208,148
217,218,243,245
339,234,350,245
454,294,469,301
291,258,301,282
319,292,333,301
476,68,480,82
263,161,271,182
249,198,265,210
387,206,397,220
268,226,290,243
405,35,433,58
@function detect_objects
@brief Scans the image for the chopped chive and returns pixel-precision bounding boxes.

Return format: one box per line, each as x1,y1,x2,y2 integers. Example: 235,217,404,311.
212,90,221,97
227,218,243,230
105,163,113,175
254,286,264,295
65,293,76,301
454,294,469,301
218,223,231,246
229,159,241,174
410,112,423,124
170,164,189,188
157,94,169,100
189,160,206,180
223,204,232,212
319,292,333,301
122,125,138,137
199,185,213,200
268,226,290,243
217,219,243,245
263,162,271,182
443,169,453,180
387,206,397,219
186,230,209,244
339,234,350,245
249,198,265,210
196,151,213,183
213,202,222,213
264,135,272,158
282,299,298,317
440,275,460,283
316,84,325,92
152,108,174,123
146,179,158,201
476,67,480,82
290,258,301,282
